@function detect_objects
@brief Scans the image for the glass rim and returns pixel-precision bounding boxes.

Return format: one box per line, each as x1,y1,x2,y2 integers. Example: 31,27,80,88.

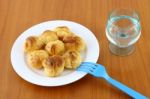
108,8,140,22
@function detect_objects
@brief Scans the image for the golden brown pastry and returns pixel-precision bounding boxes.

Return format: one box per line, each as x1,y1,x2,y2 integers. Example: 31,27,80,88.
55,26,70,32
54,26,73,40
24,26,86,77
42,55,65,77
63,50,82,69
26,50,49,69
45,40,65,55
24,36,44,53
63,35,85,52
39,30,58,44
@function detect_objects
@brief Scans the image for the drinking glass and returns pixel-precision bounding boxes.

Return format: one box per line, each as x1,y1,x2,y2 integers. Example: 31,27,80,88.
106,9,141,56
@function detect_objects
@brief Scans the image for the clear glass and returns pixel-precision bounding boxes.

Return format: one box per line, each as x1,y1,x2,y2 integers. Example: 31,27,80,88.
106,9,141,56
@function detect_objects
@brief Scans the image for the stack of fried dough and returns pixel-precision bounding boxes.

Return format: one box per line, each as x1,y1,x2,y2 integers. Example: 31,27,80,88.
24,26,85,77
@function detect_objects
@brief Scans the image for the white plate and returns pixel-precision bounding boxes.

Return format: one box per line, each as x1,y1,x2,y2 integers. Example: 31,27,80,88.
11,20,100,86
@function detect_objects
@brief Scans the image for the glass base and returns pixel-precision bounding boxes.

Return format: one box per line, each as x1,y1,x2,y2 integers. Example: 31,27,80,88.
109,43,135,56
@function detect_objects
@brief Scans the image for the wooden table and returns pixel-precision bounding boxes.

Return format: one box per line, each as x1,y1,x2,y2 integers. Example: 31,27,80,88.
0,0,150,99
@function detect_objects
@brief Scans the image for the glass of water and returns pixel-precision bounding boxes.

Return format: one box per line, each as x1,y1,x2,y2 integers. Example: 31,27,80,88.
106,9,141,56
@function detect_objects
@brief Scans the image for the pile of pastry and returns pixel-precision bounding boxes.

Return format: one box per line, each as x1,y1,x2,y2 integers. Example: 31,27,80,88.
24,26,85,77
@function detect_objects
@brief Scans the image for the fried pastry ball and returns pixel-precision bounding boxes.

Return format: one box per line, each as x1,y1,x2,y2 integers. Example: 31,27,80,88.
24,36,44,53
39,30,58,44
45,40,65,55
55,26,70,32
27,50,49,69
54,26,73,40
42,55,65,77
63,50,82,69
63,35,85,52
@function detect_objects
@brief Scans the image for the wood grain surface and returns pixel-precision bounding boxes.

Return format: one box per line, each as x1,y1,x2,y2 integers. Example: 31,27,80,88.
0,0,150,99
